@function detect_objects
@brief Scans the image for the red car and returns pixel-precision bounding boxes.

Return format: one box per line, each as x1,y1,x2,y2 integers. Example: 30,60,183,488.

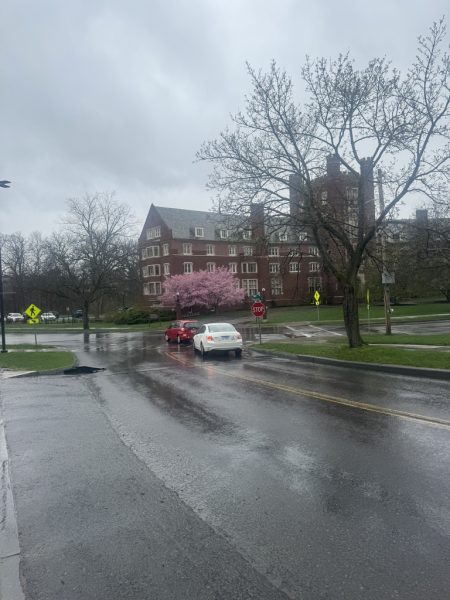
164,320,200,344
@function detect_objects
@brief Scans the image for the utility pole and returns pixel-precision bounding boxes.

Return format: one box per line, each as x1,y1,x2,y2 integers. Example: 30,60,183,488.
377,169,392,335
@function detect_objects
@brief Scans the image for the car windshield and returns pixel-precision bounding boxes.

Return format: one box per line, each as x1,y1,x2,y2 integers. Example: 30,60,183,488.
184,322,200,330
208,323,236,333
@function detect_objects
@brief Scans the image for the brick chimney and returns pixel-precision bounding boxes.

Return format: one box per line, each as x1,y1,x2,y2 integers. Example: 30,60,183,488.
326,155,340,178
289,174,303,216
250,203,265,239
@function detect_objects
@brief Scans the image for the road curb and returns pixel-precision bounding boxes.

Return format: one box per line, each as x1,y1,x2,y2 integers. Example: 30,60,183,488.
249,347,450,381
0,418,25,600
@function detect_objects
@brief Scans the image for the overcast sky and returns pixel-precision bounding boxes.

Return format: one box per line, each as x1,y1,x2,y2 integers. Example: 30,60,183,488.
1,0,448,237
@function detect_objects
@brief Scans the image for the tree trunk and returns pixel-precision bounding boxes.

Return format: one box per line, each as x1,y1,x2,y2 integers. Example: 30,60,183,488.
83,300,90,330
342,283,363,348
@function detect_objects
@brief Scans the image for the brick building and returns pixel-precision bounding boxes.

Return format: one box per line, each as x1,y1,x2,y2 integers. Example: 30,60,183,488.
138,156,376,308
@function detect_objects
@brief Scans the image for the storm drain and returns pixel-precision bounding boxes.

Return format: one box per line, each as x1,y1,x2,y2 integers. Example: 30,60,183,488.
63,366,106,375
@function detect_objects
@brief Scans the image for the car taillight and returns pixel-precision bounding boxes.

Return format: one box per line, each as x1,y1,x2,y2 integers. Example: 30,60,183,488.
207,335,213,341
236,333,242,340
180,328,185,332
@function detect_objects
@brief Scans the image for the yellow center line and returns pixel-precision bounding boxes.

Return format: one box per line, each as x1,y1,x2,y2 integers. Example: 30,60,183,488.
164,352,450,429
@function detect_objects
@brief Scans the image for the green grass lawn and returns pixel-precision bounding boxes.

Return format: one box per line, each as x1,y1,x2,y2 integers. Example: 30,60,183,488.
261,302,450,325
0,348,76,372
258,341,450,370
363,333,450,346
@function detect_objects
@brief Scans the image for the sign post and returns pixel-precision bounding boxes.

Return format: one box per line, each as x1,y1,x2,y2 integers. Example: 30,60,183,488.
251,301,265,344
314,291,321,320
25,303,41,346
366,288,370,332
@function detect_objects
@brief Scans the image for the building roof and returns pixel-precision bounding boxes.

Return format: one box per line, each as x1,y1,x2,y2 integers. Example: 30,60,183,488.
149,204,311,244
154,206,246,241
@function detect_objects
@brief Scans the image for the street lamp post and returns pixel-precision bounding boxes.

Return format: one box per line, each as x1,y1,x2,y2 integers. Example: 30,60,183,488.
0,179,11,353
0,244,7,352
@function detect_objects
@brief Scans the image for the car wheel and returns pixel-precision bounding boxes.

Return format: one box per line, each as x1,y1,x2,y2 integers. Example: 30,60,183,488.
177,335,181,344
165,334,170,342
235,349,242,358
200,343,207,359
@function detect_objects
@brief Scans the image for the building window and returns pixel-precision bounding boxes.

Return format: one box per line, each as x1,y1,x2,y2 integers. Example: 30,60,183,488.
146,226,161,240
206,244,215,255
278,232,288,241
195,227,204,238
242,230,252,240
182,243,192,255
162,243,169,256
242,279,258,295
228,262,238,273
298,231,307,241
289,262,300,273
148,264,161,276
243,246,253,256
242,262,257,273
321,190,328,202
308,277,322,294
142,266,149,277
183,262,193,274
219,229,228,239
228,245,237,256
309,262,320,272
309,246,319,256
142,245,160,258
207,262,216,272
163,263,170,275
288,247,300,256
269,263,280,273
271,278,283,295
143,282,162,295
268,246,279,256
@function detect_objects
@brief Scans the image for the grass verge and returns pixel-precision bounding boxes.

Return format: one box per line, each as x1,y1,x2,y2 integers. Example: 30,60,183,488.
258,341,450,370
0,348,77,372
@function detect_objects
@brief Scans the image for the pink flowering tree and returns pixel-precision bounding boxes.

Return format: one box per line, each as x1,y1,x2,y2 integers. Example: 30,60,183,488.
160,268,245,313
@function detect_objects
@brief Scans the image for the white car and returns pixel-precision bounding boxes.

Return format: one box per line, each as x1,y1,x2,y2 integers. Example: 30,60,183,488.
6,312,24,323
40,312,57,322
193,322,243,358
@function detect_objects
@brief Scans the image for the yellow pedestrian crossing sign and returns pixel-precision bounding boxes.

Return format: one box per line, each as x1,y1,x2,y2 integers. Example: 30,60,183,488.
314,291,320,305
28,318,40,325
25,304,41,319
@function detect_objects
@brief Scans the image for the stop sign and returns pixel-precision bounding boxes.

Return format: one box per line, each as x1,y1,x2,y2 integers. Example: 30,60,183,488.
251,301,265,317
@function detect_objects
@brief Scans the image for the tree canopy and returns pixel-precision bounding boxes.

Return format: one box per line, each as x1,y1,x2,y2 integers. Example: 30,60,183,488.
160,268,245,313
198,20,450,346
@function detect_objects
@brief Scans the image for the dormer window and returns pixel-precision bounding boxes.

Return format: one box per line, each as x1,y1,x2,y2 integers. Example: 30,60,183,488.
242,230,252,240
219,229,228,239
278,232,288,241
146,226,161,240
195,227,204,238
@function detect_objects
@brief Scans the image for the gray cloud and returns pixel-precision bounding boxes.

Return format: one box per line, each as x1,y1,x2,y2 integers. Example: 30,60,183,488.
1,0,448,236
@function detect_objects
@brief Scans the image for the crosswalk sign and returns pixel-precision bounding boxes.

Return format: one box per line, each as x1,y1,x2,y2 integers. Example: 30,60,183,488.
28,318,40,324
25,303,41,319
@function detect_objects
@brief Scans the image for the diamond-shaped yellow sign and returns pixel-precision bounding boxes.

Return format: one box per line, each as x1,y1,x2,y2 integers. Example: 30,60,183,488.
25,303,41,318
314,291,320,302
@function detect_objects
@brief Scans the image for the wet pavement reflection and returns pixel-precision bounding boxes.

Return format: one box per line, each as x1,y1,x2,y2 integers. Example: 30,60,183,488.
5,329,450,599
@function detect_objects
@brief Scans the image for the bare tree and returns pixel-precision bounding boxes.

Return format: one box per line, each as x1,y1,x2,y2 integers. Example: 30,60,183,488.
46,192,136,329
198,20,450,347
1,232,28,311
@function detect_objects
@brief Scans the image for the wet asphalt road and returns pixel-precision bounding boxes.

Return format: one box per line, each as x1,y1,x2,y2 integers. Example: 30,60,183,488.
1,330,450,599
